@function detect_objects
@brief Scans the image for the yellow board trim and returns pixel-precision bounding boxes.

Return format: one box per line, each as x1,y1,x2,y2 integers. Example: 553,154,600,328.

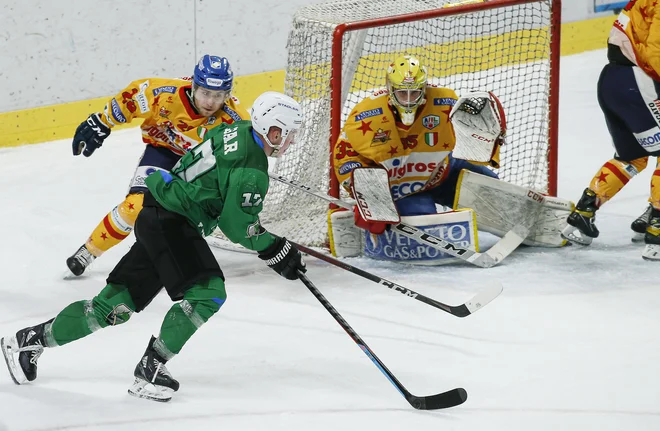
0,70,285,148
0,15,615,149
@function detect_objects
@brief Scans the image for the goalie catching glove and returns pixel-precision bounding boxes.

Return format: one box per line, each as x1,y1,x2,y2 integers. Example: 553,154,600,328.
449,91,506,164
72,113,111,157
258,236,306,280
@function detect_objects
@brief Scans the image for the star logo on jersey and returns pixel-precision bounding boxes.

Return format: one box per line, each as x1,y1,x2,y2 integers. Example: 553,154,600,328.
597,171,609,183
388,145,398,156
101,232,108,241
358,120,373,135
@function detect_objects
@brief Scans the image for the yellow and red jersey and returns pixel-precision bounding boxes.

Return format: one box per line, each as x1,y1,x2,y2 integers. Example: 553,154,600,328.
334,86,499,201
98,77,249,155
609,0,660,81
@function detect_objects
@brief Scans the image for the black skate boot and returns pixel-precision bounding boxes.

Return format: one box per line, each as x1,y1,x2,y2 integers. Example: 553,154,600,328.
128,336,179,402
631,204,652,243
561,188,600,245
642,207,660,261
66,244,96,276
1,319,52,385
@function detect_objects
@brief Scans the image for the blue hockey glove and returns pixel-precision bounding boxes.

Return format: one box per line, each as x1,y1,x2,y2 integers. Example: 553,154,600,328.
72,113,111,157
158,170,173,184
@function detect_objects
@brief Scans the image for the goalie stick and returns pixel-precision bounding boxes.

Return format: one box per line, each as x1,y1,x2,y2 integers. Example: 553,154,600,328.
268,173,540,268
298,271,467,410
294,242,502,318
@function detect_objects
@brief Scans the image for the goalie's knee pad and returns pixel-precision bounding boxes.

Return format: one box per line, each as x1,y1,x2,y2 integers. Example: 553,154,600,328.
328,208,364,257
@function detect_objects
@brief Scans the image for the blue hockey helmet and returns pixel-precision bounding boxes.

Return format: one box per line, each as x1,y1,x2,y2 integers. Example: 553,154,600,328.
193,55,233,92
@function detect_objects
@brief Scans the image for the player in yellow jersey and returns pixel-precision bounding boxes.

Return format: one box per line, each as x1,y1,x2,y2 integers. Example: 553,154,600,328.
66,55,249,276
333,55,501,233
561,0,660,260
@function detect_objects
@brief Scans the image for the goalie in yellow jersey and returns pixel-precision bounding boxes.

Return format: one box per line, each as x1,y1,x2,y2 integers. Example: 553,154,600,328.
66,55,249,276
330,55,572,262
330,55,502,261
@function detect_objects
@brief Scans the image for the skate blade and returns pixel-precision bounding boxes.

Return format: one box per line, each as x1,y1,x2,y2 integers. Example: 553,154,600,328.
1,336,27,385
642,244,660,261
631,232,645,243
127,378,174,402
560,231,593,246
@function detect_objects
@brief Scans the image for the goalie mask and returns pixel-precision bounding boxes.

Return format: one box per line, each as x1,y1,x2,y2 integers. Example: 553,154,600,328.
386,55,428,126
251,91,303,157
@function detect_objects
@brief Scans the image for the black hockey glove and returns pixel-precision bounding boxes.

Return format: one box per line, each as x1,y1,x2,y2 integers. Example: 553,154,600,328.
258,236,306,280
72,113,111,157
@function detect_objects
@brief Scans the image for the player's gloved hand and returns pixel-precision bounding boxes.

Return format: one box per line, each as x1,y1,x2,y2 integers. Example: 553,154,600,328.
72,113,111,157
258,236,306,280
353,206,389,235
158,170,173,184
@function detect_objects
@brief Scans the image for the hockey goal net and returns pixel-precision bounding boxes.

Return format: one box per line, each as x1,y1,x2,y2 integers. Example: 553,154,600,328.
224,0,560,249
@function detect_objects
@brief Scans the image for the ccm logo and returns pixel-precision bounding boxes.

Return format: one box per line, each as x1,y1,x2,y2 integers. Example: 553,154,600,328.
471,133,494,143
355,191,372,217
527,190,545,203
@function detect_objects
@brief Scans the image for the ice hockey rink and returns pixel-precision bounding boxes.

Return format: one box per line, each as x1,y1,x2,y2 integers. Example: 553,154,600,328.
0,48,659,430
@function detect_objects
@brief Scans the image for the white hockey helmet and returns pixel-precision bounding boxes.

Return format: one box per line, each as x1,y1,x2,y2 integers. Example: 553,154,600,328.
250,91,303,156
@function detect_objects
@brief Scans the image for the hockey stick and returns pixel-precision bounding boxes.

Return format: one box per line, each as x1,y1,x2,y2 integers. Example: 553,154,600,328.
269,173,538,268
294,242,502,318
298,271,467,410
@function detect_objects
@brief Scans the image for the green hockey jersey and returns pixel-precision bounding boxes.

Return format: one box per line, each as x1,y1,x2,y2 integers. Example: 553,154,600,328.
145,120,276,252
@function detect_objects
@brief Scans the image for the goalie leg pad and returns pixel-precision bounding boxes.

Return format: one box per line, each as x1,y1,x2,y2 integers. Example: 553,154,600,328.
329,208,364,257
455,170,574,247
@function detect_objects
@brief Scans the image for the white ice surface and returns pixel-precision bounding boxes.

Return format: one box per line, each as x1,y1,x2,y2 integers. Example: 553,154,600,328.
0,49,659,430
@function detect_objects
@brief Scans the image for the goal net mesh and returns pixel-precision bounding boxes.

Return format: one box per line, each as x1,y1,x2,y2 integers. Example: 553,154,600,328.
218,0,556,249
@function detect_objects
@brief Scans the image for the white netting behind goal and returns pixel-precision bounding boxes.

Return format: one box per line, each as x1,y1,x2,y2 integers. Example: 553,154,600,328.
215,0,559,250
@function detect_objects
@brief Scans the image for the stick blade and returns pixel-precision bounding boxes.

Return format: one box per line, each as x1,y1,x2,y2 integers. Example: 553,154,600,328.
408,388,468,410
464,282,503,315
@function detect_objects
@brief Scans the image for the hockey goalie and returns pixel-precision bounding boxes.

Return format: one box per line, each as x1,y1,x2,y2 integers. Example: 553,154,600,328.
330,55,573,263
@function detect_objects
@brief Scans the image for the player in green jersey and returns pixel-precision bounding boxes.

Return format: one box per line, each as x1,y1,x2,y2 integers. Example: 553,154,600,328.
1,91,306,402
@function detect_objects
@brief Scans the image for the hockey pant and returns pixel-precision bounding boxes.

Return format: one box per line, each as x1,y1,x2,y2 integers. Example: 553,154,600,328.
43,197,226,357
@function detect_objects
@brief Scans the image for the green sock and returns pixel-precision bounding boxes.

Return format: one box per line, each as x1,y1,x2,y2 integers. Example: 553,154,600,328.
157,277,226,357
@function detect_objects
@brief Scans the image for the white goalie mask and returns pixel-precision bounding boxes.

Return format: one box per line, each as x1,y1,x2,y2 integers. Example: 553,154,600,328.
250,91,303,157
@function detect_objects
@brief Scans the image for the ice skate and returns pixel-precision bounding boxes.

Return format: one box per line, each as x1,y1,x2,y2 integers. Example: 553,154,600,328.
128,336,179,402
561,188,599,245
631,204,652,243
1,321,50,385
66,244,96,276
642,208,660,261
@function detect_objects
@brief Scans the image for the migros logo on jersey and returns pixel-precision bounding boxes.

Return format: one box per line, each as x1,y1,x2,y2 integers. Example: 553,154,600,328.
387,161,438,179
